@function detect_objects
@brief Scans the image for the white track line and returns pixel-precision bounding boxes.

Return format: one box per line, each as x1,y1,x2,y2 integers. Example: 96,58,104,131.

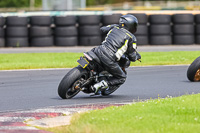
0,117,35,122
17,108,91,115
0,126,38,130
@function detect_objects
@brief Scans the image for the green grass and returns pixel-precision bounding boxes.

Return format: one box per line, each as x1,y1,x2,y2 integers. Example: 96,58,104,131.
0,52,83,70
0,51,200,70
45,94,200,133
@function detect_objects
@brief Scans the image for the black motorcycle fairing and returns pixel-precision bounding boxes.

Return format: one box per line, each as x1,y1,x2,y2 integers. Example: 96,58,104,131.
85,51,102,65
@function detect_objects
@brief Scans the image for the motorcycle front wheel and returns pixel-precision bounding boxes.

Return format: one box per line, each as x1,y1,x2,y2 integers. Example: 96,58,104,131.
187,56,200,81
58,66,88,99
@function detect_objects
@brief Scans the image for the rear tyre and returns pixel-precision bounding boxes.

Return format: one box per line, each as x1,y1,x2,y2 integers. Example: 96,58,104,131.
58,66,88,99
187,56,200,82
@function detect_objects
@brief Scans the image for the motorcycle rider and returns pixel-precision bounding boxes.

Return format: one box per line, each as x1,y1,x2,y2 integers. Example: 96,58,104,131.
91,14,141,94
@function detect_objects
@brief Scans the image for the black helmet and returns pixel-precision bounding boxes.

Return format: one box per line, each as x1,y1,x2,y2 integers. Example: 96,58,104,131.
119,14,138,33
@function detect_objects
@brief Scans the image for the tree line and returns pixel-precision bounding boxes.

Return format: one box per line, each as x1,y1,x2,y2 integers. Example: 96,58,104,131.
86,0,194,6
0,0,193,8
0,0,41,8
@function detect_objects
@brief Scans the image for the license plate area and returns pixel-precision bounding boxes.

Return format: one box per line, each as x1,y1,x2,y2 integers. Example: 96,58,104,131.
77,57,89,68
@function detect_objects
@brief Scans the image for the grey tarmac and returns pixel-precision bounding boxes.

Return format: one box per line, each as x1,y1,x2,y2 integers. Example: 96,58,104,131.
0,45,200,131
0,65,199,112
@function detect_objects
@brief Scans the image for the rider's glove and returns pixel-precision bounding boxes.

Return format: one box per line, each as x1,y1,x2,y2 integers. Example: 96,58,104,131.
136,52,141,60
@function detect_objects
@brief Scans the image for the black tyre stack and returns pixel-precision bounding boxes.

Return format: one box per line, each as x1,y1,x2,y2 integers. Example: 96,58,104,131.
0,17,5,47
30,16,54,47
172,14,194,45
195,14,200,44
102,14,122,26
132,13,148,45
78,15,101,46
54,16,78,46
6,16,29,47
149,15,172,45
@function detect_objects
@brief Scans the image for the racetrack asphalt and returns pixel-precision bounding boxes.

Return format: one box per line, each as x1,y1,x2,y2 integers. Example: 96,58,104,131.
0,45,200,112
0,65,199,112
0,46,200,132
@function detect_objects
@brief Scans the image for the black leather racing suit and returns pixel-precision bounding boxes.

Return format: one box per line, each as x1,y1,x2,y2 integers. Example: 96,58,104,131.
93,24,138,86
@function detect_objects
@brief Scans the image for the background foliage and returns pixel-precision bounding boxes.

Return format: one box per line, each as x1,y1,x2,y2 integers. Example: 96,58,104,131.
86,0,192,6
0,0,194,7
0,0,42,7
87,0,131,6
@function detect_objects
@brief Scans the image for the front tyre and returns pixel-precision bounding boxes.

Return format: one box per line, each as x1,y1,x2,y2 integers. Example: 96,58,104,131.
187,56,200,81
58,66,88,99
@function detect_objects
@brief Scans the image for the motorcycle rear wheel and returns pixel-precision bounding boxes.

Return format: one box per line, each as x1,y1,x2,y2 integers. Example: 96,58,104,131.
58,66,88,99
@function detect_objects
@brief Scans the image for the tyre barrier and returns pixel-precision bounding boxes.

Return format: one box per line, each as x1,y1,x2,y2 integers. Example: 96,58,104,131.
0,17,5,47
6,16,29,47
78,15,101,46
0,13,199,47
102,14,122,26
133,13,149,45
149,15,172,45
30,16,54,47
54,16,78,46
195,14,200,44
172,14,195,45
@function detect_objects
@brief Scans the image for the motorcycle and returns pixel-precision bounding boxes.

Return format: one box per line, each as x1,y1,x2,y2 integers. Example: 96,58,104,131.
187,56,200,82
58,50,140,99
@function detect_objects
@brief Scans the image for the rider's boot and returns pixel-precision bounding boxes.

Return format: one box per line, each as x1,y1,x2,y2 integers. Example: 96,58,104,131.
92,80,108,95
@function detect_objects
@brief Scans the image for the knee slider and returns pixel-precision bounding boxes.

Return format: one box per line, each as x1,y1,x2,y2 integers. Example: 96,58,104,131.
119,78,126,84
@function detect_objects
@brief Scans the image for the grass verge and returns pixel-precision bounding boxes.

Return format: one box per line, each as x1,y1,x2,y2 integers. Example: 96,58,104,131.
45,94,200,133
0,51,200,70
